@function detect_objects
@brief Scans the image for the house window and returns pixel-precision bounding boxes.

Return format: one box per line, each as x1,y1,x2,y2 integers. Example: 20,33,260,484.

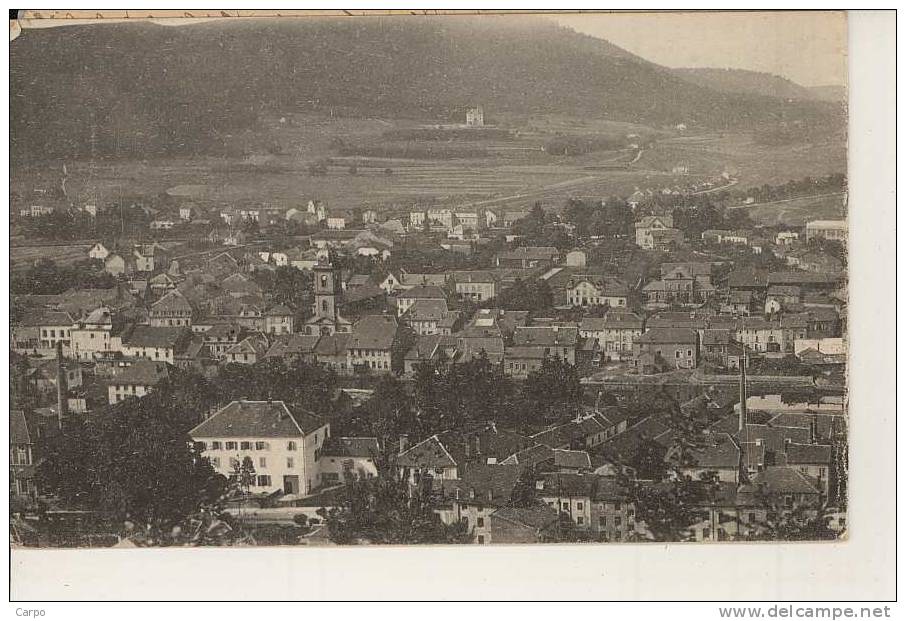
599,516,607,527
477,517,484,528
577,517,584,525
259,457,267,468
211,442,222,450
577,502,583,511
287,457,294,469
257,475,271,487
240,441,252,450
614,517,622,527
255,441,269,450
562,502,569,511
226,441,237,450
287,441,297,451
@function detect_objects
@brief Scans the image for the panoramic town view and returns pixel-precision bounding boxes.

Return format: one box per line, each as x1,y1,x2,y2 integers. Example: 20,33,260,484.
10,13,848,547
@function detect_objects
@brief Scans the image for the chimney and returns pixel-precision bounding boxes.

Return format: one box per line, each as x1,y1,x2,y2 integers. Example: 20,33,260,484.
398,435,409,455
738,351,748,435
55,341,68,427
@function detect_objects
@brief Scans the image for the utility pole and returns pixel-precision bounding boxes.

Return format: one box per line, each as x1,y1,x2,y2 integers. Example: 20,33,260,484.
737,348,750,488
55,341,68,430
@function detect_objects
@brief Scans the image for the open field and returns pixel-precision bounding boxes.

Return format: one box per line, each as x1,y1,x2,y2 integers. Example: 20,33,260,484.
10,242,94,271
11,113,846,218
729,192,847,227
649,132,846,187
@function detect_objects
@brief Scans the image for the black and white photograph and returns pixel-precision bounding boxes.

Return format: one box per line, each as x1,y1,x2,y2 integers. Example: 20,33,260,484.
6,8,897,605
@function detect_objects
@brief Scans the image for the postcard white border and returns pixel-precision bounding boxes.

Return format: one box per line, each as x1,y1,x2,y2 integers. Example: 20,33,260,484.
5,8,896,605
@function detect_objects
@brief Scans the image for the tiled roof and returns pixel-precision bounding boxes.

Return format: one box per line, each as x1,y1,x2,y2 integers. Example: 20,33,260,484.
265,334,321,358
701,329,734,345
553,449,592,469
396,435,457,468
107,360,170,386
403,299,449,322
315,333,352,357
189,400,325,438
505,345,550,360
123,325,188,349
452,270,498,284
513,326,578,347
399,285,446,300
152,289,194,313
204,323,243,340
501,443,555,467
450,464,524,506
10,410,31,444
322,437,381,459
636,327,698,344
785,442,832,465
687,433,740,469
768,272,841,286
750,467,820,495
224,335,269,357
349,315,397,350
767,412,843,442
399,273,448,288
19,310,74,327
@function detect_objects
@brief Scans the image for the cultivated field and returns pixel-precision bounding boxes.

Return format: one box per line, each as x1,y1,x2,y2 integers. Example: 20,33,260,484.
730,193,847,227
11,113,847,219
10,242,94,271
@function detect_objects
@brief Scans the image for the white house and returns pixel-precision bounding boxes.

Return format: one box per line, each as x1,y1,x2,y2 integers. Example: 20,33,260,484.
190,400,330,496
565,249,587,267
70,307,116,361
88,242,110,261
319,437,381,485
106,360,170,405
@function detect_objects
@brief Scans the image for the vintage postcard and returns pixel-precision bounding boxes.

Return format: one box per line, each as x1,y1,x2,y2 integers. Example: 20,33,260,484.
10,10,851,562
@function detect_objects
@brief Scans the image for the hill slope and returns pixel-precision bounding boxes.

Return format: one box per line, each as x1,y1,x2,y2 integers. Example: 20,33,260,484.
672,67,817,100
11,17,840,162
807,84,847,103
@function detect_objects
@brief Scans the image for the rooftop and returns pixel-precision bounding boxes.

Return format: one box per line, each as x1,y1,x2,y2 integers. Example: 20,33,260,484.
189,400,326,438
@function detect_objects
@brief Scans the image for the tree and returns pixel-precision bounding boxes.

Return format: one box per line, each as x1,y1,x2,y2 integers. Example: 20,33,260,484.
317,473,468,545
631,473,719,542
232,456,257,495
627,439,669,482
524,357,582,410
483,278,553,312
510,466,538,508
37,402,228,528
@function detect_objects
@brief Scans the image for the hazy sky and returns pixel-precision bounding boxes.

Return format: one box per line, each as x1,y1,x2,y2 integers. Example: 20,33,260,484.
552,11,847,87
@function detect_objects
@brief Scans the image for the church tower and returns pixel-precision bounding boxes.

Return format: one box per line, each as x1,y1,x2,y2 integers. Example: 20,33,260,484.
306,255,350,336
313,259,339,323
